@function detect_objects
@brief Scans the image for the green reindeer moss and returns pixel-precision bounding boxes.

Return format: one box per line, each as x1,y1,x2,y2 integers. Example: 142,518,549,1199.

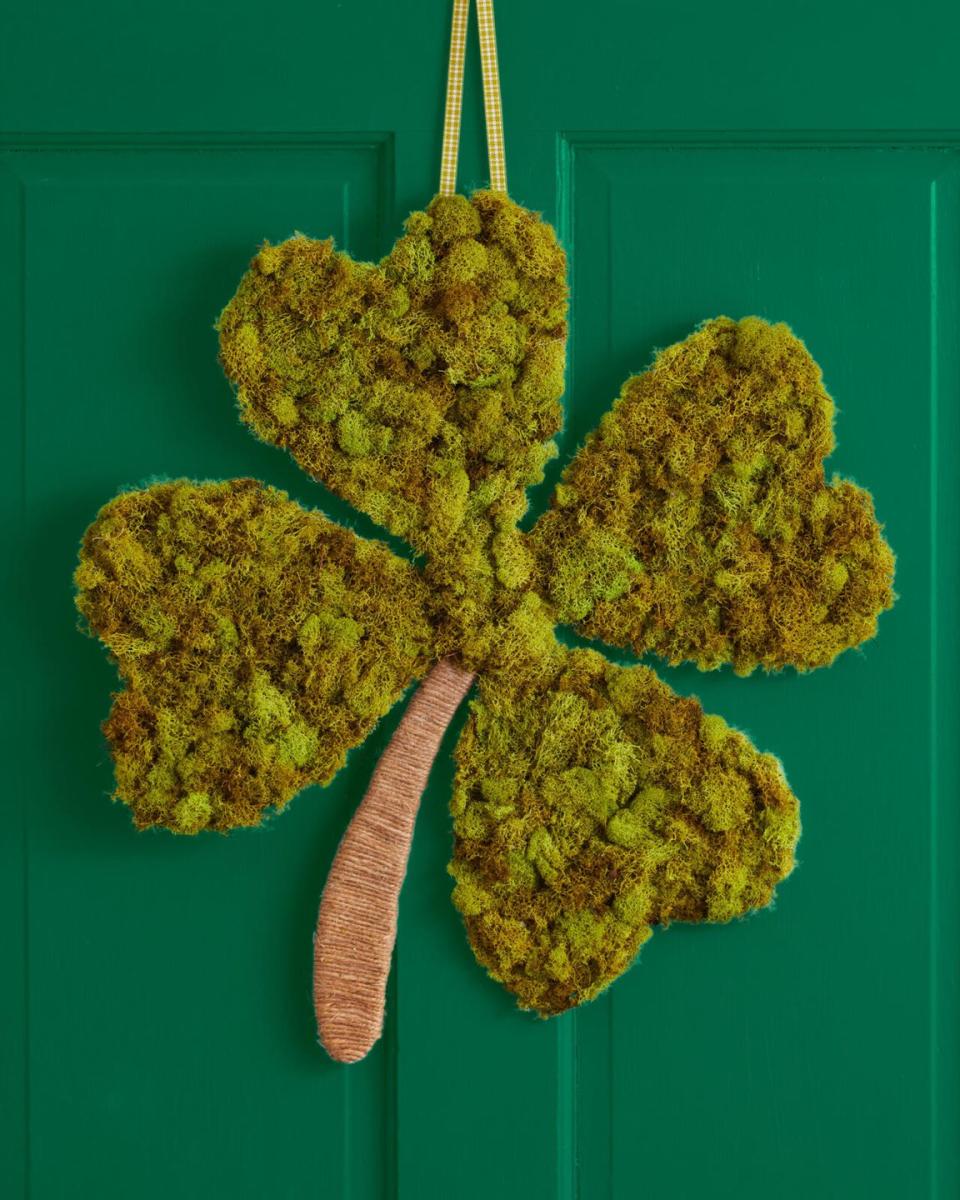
217,191,566,562
530,315,894,674
76,190,894,1017
450,649,797,1014
76,480,434,831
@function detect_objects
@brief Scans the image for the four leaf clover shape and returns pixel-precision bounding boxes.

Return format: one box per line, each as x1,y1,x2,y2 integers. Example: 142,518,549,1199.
75,189,895,1059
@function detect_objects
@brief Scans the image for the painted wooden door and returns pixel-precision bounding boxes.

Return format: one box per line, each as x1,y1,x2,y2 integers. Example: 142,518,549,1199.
3,2,957,1196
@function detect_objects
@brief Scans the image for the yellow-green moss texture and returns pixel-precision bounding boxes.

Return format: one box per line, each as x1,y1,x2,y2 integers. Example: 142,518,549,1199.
450,645,798,1014
531,316,895,673
218,191,567,559
76,192,896,1015
75,480,434,832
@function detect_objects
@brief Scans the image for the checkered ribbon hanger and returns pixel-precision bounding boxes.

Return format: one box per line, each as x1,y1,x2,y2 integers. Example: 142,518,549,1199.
439,0,507,196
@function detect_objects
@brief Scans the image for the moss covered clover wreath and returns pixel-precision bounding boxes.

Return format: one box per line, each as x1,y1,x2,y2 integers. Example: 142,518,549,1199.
74,1,894,1063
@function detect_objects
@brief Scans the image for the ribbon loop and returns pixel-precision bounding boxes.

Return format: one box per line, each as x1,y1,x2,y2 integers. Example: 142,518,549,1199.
439,0,507,196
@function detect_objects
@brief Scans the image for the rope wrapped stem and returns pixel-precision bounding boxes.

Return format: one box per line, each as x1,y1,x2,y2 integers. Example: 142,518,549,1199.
313,657,476,1063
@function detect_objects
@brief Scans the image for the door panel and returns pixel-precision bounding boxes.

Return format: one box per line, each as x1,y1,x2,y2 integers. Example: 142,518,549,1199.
2,4,958,1199
2,139,397,1200
563,137,960,1199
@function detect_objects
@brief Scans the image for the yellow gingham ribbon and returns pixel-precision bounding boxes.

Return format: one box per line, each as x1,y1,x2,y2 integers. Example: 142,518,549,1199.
439,0,508,196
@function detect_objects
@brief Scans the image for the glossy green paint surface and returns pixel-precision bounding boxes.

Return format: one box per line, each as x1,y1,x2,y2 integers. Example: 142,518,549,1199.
2,3,958,1197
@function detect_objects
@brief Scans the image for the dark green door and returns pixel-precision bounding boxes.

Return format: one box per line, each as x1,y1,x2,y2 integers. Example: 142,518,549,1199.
3,2,958,1197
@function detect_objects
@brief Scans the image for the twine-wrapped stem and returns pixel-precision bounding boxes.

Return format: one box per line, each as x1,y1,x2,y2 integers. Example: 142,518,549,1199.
312,657,476,1063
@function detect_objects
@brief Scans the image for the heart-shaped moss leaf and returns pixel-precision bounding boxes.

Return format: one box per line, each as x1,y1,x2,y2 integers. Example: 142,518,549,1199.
449,647,799,1014
75,480,435,832
530,317,895,673
218,191,568,557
